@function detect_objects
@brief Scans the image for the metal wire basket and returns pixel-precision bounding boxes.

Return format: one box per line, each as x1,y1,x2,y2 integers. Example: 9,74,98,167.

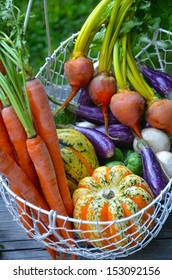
1,28,172,260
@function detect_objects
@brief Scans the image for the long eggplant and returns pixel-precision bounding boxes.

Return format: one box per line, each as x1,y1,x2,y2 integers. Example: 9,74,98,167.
74,125,115,159
137,139,169,197
77,87,119,124
76,105,119,125
78,86,95,106
95,124,134,147
138,62,172,99
54,99,119,125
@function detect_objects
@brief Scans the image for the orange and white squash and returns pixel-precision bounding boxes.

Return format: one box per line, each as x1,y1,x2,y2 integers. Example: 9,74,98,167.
73,165,155,250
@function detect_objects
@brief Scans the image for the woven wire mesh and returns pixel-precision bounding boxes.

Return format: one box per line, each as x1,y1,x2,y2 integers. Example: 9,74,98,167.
1,28,172,260
1,174,172,259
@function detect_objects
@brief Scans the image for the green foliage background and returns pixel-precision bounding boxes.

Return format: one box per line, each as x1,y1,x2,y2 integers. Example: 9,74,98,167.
14,0,98,75
14,0,172,75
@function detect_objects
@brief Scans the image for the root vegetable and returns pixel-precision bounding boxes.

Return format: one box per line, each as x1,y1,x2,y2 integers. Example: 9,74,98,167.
26,78,74,217
89,72,116,136
53,0,111,116
126,30,172,135
156,151,172,178
53,56,94,115
145,99,172,134
110,90,145,138
133,127,171,154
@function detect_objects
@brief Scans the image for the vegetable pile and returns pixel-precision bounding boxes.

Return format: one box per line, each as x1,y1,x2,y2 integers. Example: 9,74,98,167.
0,0,172,258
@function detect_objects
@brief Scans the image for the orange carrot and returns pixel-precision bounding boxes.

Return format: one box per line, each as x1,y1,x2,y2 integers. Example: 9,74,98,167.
0,30,73,259
0,105,34,238
26,78,73,217
0,144,50,216
0,144,59,259
0,109,16,160
1,105,40,189
10,183,35,238
26,134,75,243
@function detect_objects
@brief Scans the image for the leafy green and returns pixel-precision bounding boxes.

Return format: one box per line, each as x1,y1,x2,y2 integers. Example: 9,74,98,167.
14,0,98,74
124,150,143,176
9,0,172,75
0,0,31,74
54,108,76,126
106,147,125,163
105,160,125,167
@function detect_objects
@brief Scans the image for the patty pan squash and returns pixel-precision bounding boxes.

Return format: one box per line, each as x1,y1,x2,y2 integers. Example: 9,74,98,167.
73,165,154,250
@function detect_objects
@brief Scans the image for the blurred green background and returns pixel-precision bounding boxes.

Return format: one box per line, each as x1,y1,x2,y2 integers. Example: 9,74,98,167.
14,0,97,75
14,0,172,75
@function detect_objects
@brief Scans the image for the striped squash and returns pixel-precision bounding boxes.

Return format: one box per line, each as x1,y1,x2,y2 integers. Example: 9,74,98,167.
57,128,99,194
73,165,155,250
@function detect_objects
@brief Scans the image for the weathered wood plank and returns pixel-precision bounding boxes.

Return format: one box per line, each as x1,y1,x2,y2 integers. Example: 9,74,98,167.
1,194,172,260
1,249,51,260
125,239,172,260
0,239,44,251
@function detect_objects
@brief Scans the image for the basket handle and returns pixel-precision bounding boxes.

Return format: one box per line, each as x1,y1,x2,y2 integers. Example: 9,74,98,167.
24,0,51,56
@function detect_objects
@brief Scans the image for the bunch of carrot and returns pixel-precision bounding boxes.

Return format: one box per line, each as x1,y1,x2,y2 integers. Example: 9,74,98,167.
0,32,76,259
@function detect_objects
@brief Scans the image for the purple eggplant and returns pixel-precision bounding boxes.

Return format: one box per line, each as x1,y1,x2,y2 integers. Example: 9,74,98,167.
74,125,115,159
95,124,134,147
138,62,172,98
77,87,119,124
137,139,169,197
76,105,119,125
55,96,119,125
78,86,95,107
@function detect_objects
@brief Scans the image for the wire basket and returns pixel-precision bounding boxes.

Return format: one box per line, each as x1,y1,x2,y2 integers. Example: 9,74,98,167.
1,28,172,260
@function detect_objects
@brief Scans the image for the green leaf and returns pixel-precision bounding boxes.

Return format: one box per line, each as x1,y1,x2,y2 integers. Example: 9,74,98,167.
54,108,76,126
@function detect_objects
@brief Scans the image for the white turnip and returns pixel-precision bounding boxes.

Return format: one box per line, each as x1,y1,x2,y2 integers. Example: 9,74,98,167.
156,151,172,178
133,127,171,154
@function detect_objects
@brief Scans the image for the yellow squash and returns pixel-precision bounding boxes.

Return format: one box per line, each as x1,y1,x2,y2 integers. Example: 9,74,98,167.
57,128,99,194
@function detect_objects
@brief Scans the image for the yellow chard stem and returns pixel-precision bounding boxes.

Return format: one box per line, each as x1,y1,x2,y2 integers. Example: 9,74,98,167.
113,39,126,90
106,0,134,70
73,0,111,57
99,0,121,72
126,32,157,103
121,33,128,88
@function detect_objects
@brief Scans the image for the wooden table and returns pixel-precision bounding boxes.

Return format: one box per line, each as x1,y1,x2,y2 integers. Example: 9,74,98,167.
0,193,172,260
